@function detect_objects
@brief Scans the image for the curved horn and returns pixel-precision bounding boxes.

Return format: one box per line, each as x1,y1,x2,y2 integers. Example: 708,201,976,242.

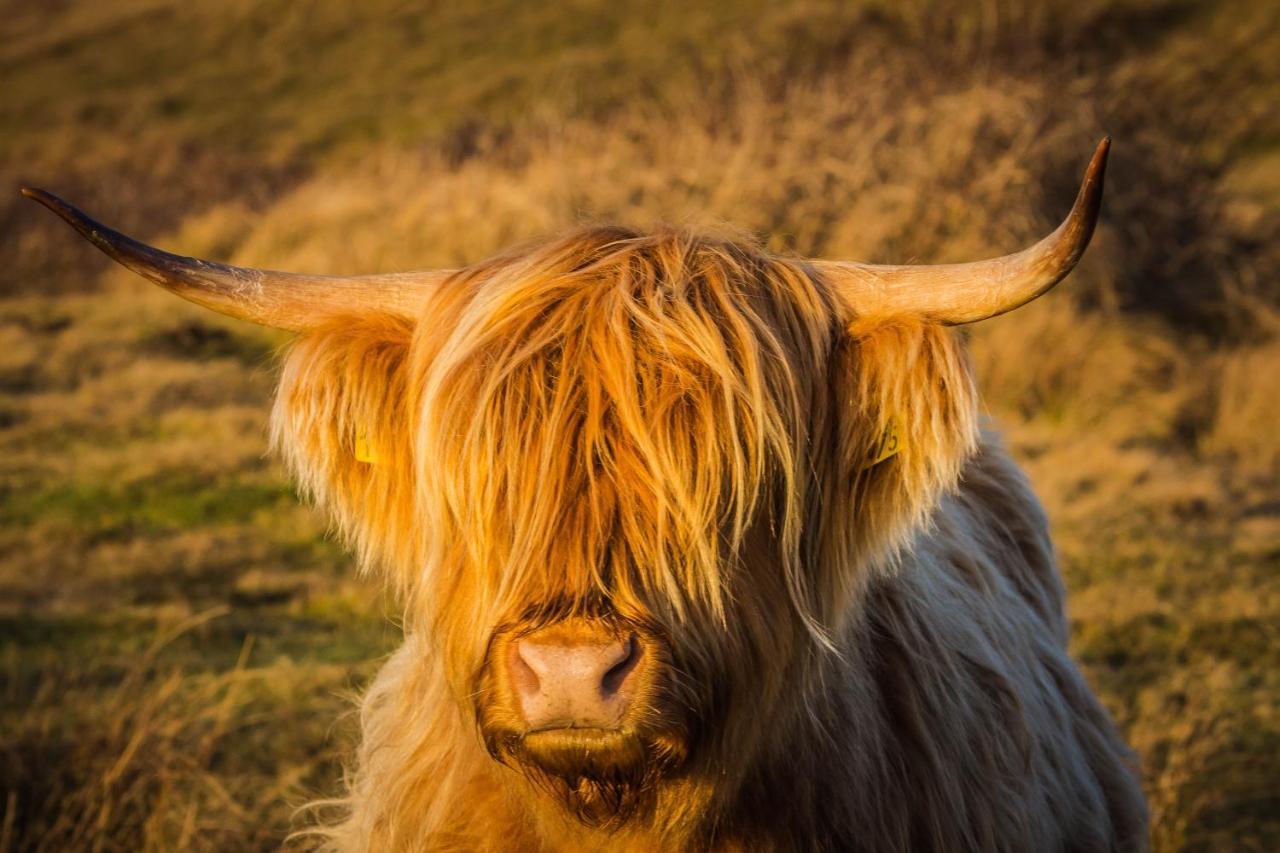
814,137,1110,325
20,187,451,331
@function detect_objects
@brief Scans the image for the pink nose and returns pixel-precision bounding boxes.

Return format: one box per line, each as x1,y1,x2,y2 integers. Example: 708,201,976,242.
510,626,642,731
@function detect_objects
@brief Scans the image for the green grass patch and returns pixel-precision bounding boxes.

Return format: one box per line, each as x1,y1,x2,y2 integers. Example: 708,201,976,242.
2,475,293,534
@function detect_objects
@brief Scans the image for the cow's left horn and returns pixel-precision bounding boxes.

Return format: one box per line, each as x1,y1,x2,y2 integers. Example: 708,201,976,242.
20,187,451,331
814,137,1109,325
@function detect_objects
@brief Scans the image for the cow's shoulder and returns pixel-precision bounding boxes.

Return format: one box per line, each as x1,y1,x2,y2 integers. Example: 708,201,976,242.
925,429,1069,637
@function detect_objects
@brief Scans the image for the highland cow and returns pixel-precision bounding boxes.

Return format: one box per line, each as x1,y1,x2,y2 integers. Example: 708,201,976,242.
24,138,1148,851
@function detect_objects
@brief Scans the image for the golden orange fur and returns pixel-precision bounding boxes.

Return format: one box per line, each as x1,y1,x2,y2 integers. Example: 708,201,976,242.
271,225,1147,850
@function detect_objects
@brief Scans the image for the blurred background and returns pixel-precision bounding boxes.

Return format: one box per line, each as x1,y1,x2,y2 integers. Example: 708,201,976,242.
1,0,1277,849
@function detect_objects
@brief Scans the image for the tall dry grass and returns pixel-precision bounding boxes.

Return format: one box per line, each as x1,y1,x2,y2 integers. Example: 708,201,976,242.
2,0,1277,850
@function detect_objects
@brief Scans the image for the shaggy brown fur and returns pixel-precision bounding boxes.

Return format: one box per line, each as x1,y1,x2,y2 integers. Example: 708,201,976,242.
271,225,1148,851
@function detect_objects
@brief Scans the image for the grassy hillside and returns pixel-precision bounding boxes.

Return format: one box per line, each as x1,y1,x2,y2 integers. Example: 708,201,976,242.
2,1,1278,850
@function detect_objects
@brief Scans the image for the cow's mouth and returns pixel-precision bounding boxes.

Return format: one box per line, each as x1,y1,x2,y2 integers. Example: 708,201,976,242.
497,726,681,826
475,615,694,824
518,727,649,778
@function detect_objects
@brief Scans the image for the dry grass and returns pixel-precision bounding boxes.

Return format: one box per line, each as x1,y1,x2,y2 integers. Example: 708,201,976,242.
2,0,1277,850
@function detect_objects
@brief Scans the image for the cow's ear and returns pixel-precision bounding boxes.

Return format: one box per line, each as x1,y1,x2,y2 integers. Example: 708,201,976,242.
271,313,419,576
829,316,980,565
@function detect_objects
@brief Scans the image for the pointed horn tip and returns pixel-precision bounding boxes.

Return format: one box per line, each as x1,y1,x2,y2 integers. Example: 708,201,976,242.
20,185,54,207
18,185,127,264
1086,137,1110,183
1064,137,1110,235
20,185,61,205
19,186,85,228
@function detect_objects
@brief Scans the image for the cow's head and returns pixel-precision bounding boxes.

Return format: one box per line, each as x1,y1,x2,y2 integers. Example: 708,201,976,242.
22,139,1107,826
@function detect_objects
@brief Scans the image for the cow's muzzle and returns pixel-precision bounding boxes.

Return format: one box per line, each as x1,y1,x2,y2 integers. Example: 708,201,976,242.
508,621,645,732
478,615,688,800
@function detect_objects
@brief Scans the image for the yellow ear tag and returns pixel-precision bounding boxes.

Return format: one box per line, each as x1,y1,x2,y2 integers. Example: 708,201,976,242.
866,414,904,467
355,431,381,464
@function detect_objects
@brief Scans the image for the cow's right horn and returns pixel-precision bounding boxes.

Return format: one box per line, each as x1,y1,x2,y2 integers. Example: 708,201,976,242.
814,138,1110,325
21,187,451,332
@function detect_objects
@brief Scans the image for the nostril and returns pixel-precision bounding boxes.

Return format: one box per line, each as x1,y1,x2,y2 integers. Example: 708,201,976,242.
600,635,641,697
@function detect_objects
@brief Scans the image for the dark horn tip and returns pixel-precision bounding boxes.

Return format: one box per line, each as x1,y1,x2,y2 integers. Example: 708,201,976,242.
1068,137,1110,227
18,186,118,255
20,186,55,205
1087,137,1110,182
20,186,80,224
21,186,48,205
